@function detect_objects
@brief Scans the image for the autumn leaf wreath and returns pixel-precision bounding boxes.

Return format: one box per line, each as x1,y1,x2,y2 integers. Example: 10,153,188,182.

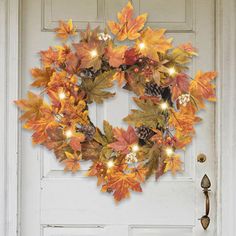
15,2,217,202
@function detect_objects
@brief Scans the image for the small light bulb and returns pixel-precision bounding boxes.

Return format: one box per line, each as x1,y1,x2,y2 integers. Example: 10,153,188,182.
168,67,176,76
90,49,98,58
59,92,66,100
107,160,114,168
65,129,73,138
132,144,140,153
166,147,174,156
139,42,146,50
160,102,168,110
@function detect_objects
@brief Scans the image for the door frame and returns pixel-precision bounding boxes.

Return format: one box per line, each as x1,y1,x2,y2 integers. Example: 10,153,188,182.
0,0,235,235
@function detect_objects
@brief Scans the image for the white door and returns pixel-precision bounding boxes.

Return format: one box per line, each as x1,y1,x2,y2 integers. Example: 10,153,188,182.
20,0,217,235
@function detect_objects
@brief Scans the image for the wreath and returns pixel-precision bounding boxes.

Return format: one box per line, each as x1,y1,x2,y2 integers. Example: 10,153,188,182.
15,2,217,202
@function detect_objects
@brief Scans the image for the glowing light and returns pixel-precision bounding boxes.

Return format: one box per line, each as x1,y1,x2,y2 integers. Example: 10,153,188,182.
168,67,176,76
165,147,174,156
132,144,140,153
59,92,66,100
139,42,146,50
90,49,98,58
65,129,73,138
107,160,114,168
160,102,168,110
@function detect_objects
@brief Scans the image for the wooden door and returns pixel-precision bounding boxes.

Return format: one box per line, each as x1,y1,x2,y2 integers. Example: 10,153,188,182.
20,0,217,235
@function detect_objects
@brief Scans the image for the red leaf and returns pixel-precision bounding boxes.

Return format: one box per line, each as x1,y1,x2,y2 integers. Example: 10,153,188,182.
108,126,138,154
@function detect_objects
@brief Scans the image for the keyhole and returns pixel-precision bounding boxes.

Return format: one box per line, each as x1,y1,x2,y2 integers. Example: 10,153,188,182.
197,154,206,163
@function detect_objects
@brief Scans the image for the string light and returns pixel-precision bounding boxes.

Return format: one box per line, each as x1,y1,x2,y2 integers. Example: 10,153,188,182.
165,147,174,156
139,42,146,50
90,49,98,58
59,92,66,100
107,160,114,168
168,67,176,76
131,144,140,153
160,102,168,110
65,129,73,138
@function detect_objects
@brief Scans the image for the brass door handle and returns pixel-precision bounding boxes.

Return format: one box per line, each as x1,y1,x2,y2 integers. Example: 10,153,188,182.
199,174,211,230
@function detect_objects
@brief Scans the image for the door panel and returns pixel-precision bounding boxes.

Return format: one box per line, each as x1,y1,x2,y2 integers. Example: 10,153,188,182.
20,0,216,235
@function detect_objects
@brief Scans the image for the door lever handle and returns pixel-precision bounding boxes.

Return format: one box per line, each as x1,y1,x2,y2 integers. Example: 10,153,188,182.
199,174,211,230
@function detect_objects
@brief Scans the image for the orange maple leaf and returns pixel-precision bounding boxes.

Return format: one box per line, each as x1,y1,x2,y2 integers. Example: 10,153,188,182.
25,113,56,144
15,91,48,121
63,152,81,173
69,132,85,151
164,154,182,175
136,27,172,61
108,2,147,41
31,67,54,88
169,107,201,136
105,42,127,68
40,47,58,68
55,19,77,40
73,41,104,70
190,71,217,110
86,162,108,186
108,126,138,154
132,164,147,183
102,172,142,202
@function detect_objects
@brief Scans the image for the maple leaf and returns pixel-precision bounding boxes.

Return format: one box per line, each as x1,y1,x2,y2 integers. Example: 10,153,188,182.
105,42,127,68
63,152,81,173
169,107,201,136
144,144,162,179
171,44,197,65
86,161,108,186
80,24,100,42
55,19,77,40
124,73,146,95
58,99,89,128
69,132,85,151
190,71,217,109
107,2,147,41
81,70,116,104
108,126,138,154
103,120,114,143
171,73,190,101
102,172,142,202
31,67,54,88
73,41,104,70
136,27,172,61
113,71,126,87
81,141,102,161
65,52,80,74
44,126,66,150
40,47,58,68
179,43,198,56
164,154,182,175
15,91,48,121
123,98,165,129
24,109,56,144
132,164,147,182
54,45,72,66
174,133,192,150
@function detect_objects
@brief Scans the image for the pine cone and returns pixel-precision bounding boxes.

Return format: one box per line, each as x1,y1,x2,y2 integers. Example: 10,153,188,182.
145,82,161,97
135,126,155,140
77,125,96,141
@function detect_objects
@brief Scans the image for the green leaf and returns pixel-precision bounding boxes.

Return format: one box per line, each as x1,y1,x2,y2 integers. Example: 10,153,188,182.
103,120,114,143
82,70,116,104
93,128,108,146
123,98,165,129
144,145,161,179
